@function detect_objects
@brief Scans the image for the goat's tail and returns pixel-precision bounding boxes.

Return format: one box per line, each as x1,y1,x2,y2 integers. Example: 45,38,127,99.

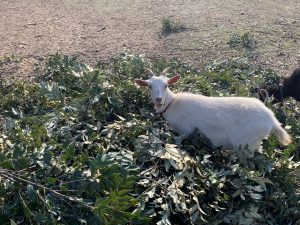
273,123,292,146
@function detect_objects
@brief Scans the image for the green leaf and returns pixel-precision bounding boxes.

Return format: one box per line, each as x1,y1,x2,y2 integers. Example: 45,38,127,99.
191,211,200,223
249,192,262,200
47,177,57,184
10,220,17,225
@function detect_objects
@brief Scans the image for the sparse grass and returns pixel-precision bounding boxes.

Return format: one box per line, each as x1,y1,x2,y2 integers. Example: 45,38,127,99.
161,17,186,34
228,32,257,49
0,54,24,88
0,54,23,66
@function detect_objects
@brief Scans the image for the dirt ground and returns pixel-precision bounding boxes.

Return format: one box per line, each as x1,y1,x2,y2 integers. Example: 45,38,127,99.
0,0,300,81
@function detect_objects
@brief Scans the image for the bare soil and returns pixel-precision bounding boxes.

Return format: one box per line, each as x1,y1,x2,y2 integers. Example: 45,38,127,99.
0,0,300,81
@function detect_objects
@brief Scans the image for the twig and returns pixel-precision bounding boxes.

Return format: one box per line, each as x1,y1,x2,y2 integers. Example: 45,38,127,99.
53,178,89,188
16,165,37,173
0,170,95,210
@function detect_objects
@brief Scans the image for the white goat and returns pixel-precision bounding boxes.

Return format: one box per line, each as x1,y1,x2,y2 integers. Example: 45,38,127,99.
135,68,291,158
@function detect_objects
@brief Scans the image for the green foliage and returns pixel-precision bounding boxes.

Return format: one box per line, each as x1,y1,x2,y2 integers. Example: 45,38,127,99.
135,128,300,225
161,17,186,34
0,53,299,224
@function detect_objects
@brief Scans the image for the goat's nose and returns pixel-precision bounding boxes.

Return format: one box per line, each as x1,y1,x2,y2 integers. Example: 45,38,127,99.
156,98,162,103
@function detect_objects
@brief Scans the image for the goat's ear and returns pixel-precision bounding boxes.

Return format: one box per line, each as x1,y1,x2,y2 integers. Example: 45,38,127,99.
135,79,148,86
168,74,181,85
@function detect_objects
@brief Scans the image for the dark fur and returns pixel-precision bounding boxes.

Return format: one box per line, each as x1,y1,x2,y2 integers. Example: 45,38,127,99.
259,68,300,102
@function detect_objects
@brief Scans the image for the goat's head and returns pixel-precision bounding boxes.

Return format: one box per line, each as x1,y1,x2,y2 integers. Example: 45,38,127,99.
135,67,180,108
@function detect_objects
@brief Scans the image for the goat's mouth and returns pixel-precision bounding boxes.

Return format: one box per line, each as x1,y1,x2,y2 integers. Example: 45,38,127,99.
154,102,164,108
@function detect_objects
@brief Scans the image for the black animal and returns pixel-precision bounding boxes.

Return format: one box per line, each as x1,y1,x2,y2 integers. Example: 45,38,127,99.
258,68,300,103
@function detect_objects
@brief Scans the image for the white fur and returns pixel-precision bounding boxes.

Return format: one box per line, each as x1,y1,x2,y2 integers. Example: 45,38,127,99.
135,70,292,157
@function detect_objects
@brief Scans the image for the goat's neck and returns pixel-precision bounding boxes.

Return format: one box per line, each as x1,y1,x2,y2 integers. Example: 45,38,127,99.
156,88,175,113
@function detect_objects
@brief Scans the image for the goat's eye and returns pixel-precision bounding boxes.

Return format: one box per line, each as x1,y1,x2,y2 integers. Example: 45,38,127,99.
164,85,167,89
149,85,152,89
